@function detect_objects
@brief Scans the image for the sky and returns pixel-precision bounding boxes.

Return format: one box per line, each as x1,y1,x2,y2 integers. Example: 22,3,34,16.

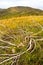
0,0,43,10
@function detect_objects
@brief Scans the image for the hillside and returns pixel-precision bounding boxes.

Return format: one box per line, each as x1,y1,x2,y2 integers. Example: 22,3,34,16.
0,6,43,65
0,6,43,19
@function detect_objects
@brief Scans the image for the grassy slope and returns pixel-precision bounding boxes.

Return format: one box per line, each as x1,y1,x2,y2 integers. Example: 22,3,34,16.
0,6,43,19
0,6,43,65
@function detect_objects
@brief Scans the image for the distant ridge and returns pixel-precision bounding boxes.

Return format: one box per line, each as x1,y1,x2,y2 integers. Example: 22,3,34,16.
0,6,43,19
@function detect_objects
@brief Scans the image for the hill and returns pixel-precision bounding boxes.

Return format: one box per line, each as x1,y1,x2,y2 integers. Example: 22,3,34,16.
0,6,43,19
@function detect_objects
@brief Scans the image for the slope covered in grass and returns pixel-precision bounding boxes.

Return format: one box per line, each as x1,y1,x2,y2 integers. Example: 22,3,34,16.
0,6,43,19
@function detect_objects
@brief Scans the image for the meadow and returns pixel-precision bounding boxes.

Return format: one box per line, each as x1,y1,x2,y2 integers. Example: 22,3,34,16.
0,16,43,65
